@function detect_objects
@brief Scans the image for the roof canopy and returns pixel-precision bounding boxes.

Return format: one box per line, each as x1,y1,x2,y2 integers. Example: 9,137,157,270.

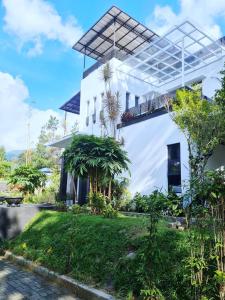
73,6,158,61
118,21,225,87
60,92,80,114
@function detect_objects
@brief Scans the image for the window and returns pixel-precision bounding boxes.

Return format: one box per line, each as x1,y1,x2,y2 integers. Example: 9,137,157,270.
135,96,139,107
167,143,181,193
126,92,130,111
101,92,104,110
92,97,97,124
86,100,90,126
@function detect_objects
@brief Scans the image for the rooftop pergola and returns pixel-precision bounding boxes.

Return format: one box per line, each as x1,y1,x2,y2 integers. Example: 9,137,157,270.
118,21,225,87
73,6,158,61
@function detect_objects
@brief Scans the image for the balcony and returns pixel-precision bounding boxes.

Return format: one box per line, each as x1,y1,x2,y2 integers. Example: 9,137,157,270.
118,87,211,128
118,91,175,128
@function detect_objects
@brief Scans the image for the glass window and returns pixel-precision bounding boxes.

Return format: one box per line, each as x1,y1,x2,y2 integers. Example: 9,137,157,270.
135,96,139,107
126,92,130,111
167,143,181,193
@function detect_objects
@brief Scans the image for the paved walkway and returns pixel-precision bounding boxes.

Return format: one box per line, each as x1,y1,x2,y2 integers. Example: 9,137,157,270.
0,259,81,300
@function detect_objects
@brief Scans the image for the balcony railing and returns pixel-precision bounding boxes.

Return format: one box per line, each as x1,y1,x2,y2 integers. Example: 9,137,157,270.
120,91,176,125
119,87,211,127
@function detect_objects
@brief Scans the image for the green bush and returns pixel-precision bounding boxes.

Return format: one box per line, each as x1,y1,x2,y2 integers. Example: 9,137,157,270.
55,201,67,212
88,192,107,214
24,189,56,204
70,204,91,215
103,204,118,218
70,204,81,214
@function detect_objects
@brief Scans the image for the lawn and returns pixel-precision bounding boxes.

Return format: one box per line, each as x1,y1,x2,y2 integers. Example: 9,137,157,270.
7,211,189,299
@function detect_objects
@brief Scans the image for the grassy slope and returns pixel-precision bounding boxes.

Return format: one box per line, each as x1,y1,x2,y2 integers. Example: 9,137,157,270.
8,211,188,298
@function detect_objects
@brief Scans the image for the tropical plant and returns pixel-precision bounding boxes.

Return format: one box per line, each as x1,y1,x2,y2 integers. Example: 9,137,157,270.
8,165,46,195
100,62,121,138
171,88,225,181
64,134,130,199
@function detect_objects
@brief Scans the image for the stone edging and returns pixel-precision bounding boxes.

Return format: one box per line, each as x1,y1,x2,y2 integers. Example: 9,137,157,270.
4,251,116,300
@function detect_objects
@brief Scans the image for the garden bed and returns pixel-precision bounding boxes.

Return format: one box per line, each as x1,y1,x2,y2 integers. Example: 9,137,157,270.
6,211,189,299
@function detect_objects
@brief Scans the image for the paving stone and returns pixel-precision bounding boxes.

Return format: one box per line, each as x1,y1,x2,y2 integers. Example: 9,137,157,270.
0,258,81,300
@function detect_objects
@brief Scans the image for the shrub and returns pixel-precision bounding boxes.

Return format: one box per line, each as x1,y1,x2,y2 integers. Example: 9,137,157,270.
88,192,107,214
70,204,82,214
70,204,92,215
103,204,118,218
55,201,67,212
8,165,46,195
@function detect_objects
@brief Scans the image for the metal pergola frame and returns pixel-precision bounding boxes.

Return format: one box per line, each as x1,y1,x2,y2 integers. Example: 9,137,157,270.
118,21,225,87
73,6,158,62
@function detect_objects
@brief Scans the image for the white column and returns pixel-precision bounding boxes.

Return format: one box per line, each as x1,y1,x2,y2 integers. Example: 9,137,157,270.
182,38,185,87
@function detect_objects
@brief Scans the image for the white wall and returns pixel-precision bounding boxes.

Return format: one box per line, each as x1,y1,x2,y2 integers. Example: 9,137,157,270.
121,113,189,195
78,55,225,195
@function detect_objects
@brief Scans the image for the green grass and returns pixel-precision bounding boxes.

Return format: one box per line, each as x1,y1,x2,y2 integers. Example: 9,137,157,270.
7,211,189,299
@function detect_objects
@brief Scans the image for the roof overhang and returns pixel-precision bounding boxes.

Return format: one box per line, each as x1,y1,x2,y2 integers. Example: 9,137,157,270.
118,21,225,87
73,6,158,61
60,92,80,114
48,134,74,149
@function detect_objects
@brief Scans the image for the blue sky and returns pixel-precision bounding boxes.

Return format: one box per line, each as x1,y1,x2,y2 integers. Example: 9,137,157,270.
0,0,225,150
0,0,179,111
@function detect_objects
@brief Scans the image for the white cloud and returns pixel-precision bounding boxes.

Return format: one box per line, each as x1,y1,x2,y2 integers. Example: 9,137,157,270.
2,0,83,56
0,71,78,151
147,0,225,38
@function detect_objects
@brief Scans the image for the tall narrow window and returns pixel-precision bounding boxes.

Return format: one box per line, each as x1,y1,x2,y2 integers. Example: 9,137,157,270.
92,97,97,124
135,96,139,107
126,92,130,111
86,100,90,126
167,143,181,193
101,92,104,111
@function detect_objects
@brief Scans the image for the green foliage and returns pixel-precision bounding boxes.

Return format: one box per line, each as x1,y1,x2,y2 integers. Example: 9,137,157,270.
88,191,107,214
55,201,67,212
0,146,11,179
172,88,225,178
70,204,91,215
8,165,46,195
23,189,56,204
102,204,118,218
126,190,182,216
111,177,131,210
17,115,61,170
0,160,11,179
64,134,130,196
0,146,6,161
8,212,189,299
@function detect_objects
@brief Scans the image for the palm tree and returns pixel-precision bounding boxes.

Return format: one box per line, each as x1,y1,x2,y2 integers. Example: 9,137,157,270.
63,134,130,200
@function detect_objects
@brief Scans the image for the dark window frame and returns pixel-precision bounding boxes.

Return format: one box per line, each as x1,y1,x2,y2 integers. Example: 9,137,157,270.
167,143,181,193
126,92,130,111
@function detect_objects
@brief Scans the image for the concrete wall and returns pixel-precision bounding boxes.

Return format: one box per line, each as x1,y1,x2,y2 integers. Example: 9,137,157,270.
0,205,55,240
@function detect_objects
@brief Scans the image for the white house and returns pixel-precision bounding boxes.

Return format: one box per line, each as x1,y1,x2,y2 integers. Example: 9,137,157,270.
51,6,225,203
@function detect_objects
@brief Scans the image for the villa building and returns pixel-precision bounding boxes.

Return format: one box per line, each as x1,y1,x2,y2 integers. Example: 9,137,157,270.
51,6,225,203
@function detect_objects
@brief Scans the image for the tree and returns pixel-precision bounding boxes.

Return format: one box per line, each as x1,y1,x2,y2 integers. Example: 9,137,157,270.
0,146,11,179
64,134,130,199
0,146,6,161
17,116,61,170
8,165,46,195
171,88,225,180
169,76,225,299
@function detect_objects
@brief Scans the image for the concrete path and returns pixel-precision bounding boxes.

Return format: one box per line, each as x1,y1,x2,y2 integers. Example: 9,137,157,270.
0,258,81,300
